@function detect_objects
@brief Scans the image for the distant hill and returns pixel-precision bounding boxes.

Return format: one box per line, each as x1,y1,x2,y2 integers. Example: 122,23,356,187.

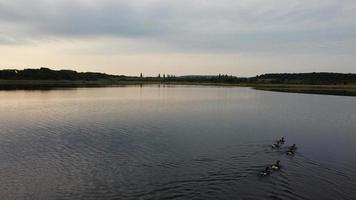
0,68,126,81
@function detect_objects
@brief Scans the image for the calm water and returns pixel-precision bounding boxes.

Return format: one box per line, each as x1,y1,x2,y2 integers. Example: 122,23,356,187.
0,85,355,200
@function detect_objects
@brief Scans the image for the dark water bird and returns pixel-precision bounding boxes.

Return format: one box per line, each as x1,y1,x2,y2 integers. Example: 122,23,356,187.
272,140,281,149
286,149,295,155
279,137,285,144
260,167,271,176
271,160,281,170
289,144,297,151
285,144,297,155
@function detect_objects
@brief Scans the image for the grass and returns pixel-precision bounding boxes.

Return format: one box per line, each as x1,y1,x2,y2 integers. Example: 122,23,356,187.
247,84,356,97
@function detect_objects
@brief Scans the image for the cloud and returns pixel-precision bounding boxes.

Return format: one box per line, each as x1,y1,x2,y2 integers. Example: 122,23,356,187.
0,0,355,54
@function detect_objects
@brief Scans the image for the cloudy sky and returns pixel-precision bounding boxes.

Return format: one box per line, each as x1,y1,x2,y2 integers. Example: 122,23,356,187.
0,0,355,76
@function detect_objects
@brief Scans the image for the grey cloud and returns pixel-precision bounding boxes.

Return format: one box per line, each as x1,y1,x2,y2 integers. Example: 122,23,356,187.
0,1,164,37
0,0,355,54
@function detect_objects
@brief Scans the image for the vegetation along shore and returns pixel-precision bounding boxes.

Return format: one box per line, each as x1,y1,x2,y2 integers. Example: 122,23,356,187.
1,68,356,96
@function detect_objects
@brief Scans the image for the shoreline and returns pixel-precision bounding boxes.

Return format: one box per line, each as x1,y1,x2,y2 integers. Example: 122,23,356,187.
1,80,356,97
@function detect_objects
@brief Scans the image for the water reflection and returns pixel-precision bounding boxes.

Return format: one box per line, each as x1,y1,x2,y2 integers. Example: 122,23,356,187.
0,85,355,200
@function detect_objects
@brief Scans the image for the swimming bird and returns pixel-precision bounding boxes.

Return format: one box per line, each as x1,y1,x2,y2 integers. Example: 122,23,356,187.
286,144,297,155
271,160,281,170
260,167,271,176
279,137,285,144
289,144,297,151
272,141,281,149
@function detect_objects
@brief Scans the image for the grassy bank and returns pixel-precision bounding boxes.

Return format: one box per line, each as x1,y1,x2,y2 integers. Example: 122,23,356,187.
1,79,356,97
248,84,356,97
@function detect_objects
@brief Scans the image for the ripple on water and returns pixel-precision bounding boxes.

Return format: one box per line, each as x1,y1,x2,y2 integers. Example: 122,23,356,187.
1,87,356,200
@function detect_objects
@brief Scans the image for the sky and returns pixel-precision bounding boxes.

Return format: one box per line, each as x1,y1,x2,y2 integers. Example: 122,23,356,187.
0,0,355,76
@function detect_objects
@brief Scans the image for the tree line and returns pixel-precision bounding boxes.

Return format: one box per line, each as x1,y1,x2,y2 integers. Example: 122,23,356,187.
0,68,125,81
1,68,355,85
252,72,356,85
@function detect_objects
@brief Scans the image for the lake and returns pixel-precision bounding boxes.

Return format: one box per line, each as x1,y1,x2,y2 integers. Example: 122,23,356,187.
0,85,355,200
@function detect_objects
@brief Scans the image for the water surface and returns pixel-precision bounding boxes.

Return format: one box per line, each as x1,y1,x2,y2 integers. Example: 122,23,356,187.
0,85,355,200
